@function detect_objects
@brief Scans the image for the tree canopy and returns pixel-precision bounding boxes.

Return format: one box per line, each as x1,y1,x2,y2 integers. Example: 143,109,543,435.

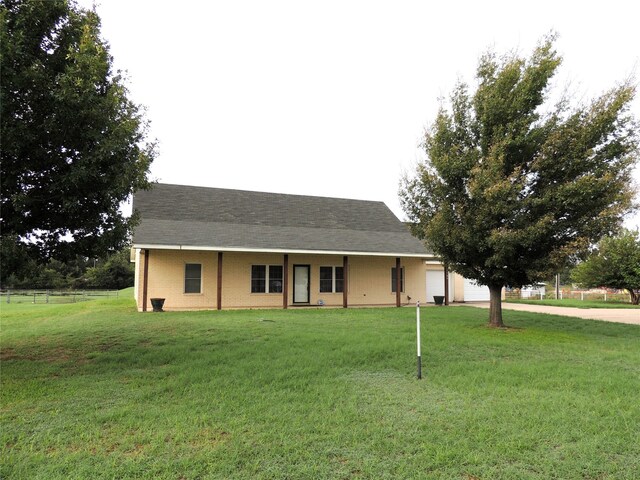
571,230,640,305
400,35,639,326
0,244,134,290
0,0,155,265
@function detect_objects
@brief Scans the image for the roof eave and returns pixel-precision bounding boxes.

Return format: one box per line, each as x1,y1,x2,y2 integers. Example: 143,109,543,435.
132,243,435,259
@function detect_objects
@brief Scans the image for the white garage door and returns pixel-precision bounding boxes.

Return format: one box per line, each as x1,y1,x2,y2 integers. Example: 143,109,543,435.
463,278,490,302
426,270,453,303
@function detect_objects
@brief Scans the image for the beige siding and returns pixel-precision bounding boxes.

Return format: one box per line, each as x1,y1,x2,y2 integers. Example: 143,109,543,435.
136,249,218,311
222,252,286,309
287,253,342,307
347,256,426,306
453,272,465,302
136,249,430,311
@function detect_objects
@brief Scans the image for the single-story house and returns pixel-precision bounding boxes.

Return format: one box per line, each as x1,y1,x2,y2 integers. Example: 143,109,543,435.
131,184,491,311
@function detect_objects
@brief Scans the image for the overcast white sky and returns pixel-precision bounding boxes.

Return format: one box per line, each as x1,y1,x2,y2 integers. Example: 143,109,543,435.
79,0,640,228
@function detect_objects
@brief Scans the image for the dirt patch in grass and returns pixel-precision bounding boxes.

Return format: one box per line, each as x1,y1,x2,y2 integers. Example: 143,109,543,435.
96,341,120,352
1,346,87,364
123,443,146,458
494,325,524,333
471,324,524,333
189,428,230,448
0,348,18,361
45,347,75,362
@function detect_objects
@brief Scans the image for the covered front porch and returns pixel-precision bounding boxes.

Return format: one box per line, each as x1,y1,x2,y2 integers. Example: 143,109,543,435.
134,248,432,311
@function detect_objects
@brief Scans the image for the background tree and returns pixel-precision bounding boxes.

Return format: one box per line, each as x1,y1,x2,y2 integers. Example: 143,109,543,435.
83,248,134,290
571,230,640,305
0,245,134,290
400,35,639,327
0,0,155,269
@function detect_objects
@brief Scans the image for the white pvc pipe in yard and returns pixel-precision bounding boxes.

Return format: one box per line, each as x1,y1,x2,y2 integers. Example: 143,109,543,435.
416,301,422,379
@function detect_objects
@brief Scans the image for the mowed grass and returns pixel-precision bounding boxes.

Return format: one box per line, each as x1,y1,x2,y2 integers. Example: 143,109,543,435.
505,298,639,309
2,292,639,479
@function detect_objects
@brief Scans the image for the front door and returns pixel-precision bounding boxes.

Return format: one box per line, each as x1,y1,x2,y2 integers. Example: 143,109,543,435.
293,265,310,303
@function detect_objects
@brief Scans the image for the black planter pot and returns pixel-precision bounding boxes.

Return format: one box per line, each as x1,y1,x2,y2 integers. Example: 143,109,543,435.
433,295,445,306
150,298,165,312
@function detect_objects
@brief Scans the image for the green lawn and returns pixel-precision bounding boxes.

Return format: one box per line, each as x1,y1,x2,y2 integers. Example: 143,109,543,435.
2,291,639,479
505,298,639,309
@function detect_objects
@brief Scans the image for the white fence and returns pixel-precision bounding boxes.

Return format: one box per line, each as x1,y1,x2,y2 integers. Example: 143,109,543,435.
505,288,629,302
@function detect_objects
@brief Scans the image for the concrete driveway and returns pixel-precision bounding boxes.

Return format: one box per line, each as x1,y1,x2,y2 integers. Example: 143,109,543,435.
468,302,640,326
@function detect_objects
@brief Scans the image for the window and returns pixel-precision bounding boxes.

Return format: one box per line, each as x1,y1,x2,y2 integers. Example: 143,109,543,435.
391,267,404,293
269,265,283,293
251,265,283,293
185,263,202,294
251,265,266,293
335,266,344,293
320,266,344,293
319,267,332,293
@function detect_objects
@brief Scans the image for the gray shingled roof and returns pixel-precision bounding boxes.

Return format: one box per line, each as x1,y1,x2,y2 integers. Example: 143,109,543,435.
132,184,430,256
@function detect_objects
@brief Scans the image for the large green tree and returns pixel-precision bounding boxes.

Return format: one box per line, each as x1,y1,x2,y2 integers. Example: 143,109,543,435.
0,0,155,266
571,230,640,305
400,36,639,327
83,247,134,290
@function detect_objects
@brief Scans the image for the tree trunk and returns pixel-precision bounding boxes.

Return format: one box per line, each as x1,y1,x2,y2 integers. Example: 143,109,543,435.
488,284,505,328
628,289,639,305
